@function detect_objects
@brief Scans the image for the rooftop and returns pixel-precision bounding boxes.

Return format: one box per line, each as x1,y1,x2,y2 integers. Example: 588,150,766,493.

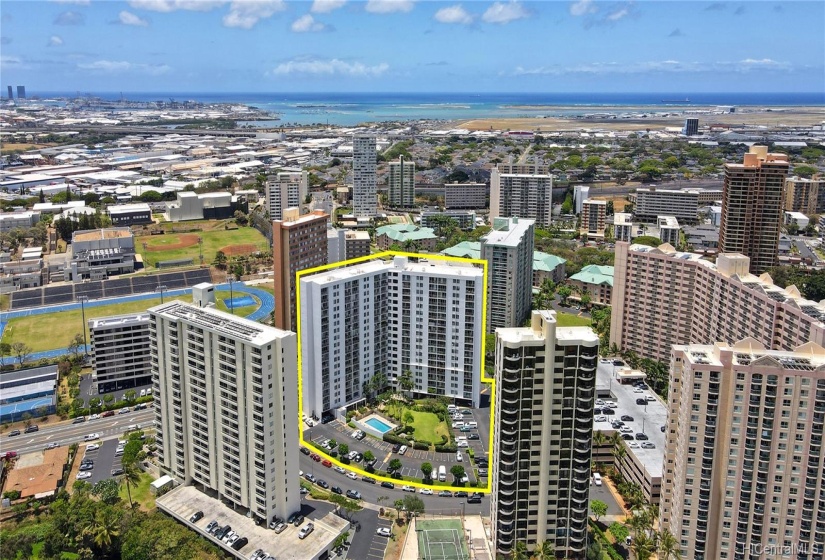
482,217,534,248
569,264,614,287
375,223,437,242
89,312,150,329
303,255,482,286
4,447,70,499
72,228,132,242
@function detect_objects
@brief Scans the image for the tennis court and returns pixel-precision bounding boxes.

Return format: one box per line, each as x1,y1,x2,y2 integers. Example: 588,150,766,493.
416,519,469,560
0,396,54,423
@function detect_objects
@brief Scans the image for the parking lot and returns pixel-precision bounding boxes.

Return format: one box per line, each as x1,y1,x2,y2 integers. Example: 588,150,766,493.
305,404,491,486
76,439,123,485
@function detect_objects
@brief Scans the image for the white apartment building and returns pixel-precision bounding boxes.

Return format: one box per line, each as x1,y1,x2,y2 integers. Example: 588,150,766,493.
613,212,633,242
387,156,415,208
610,241,825,364
352,135,377,218
657,215,680,246
633,188,722,222
574,185,590,214
0,211,41,232
662,340,825,560
300,256,484,417
490,167,553,227
266,171,308,221
89,313,151,394
444,182,487,209
150,302,299,524
482,217,535,332
492,310,598,559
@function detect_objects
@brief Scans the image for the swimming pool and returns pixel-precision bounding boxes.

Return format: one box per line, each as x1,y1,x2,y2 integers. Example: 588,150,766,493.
364,417,393,434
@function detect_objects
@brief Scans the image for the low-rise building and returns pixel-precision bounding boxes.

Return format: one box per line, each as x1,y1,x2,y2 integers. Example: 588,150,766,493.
107,203,153,226
444,182,487,209
327,228,371,263
420,210,477,231
164,191,236,222
375,223,437,252
67,228,135,282
0,365,58,423
532,251,566,286
568,264,614,306
784,210,810,228
657,215,680,246
613,212,633,242
0,210,41,232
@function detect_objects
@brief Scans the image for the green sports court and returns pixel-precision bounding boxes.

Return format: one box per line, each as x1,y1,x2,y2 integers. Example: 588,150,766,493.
415,519,470,560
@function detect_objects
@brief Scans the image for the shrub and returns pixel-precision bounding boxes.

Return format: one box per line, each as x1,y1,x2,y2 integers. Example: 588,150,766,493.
435,444,457,453
413,441,431,450
439,435,449,445
383,433,408,445
608,522,629,542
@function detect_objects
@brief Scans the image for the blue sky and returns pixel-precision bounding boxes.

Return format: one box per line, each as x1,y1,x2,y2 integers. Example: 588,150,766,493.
1,0,823,93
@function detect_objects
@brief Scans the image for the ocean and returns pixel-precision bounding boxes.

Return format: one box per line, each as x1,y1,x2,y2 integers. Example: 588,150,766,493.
37,91,825,127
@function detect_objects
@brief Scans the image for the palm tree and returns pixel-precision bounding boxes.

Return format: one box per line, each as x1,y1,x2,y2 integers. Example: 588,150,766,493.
118,462,142,507
512,541,529,560
85,509,120,550
532,539,555,560
631,532,655,560
657,528,680,559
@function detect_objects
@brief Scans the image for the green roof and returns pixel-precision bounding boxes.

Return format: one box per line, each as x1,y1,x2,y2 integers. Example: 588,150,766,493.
441,241,481,259
376,223,437,242
569,264,614,287
533,251,566,272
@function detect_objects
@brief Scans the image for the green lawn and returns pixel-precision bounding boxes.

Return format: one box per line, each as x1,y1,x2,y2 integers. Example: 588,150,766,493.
139,226,267,268
2,291,259,353
118,472,156,510
386,403,449,444
555,312,593,327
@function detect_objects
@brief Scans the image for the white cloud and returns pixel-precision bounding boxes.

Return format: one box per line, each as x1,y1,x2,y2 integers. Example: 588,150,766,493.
365,0,414,14
78,60,171,75
291,14,326,32
311,0,345,13
223,0,286,28
740,58,782,67
128,0,226,12
118,10,150,26
48,35,64,46
1,56,27,70
434,4,473,24
273,58,389,77
482,1,528,24
50,0,90,4
569,0,596,16
607,7,629,21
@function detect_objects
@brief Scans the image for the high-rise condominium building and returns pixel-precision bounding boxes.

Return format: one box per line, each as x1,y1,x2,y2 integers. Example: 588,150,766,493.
326,228,371,264
784,175,825,215
610,241,825,363
490,164,553,227
272,208,328,331
661,340,825,560
444,183,488,210
387,156,415,208
150,301,299,523
574,185,590,214
581,199,606,237
720,146,790,274
352,135,377,218
491,310,598,559
266,171,308,221
300,256,483,417
482,217,535,332
633,188,722,223
683,118,699,136
89,313,151,394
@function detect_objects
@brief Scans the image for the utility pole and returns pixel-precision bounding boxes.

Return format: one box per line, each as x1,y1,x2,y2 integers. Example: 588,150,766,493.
77,295,89,357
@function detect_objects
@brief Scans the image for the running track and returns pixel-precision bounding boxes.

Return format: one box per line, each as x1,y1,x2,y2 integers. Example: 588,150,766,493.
0,283,275,363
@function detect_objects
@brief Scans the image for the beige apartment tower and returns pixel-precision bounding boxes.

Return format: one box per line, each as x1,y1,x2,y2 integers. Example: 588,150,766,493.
784,175,825,215
610,241,825,364
661,340,825,560
481,217,535,332
150,302,300,524
492,310,598,559
387,156,415,208
352,135,377,218
272,209,328,331
266,171,308,221
490,163,553,227
581,199,606,237
719,146,789,274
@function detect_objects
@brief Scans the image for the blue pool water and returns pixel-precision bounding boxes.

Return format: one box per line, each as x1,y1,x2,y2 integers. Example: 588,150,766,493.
365,417,393,434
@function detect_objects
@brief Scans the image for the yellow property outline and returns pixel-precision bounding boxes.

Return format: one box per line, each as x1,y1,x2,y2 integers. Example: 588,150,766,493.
295,250,494,493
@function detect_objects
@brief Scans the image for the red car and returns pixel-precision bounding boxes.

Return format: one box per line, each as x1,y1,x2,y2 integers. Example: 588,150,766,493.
311,453,321,462
0,451,17,460
101,411,115,418
322,459,332,468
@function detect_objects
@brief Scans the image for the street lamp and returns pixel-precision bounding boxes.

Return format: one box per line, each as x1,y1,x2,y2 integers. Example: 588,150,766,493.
155,284,168,304
77,295,89,357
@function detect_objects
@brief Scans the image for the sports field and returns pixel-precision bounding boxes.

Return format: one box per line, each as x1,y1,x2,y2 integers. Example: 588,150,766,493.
138,227,268,268
1,291,260,353
416,519,469,560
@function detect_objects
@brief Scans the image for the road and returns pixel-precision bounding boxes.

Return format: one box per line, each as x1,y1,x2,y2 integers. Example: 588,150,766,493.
2,409,154,455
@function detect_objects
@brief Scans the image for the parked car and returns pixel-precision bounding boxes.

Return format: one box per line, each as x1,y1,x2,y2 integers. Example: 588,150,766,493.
119,407,130,415
380,481,395,489
362,476,376,484
232,537,248,550
310,453,321,462
24,425,39,433
273,522,288,534
593,473,603,486
355,431,366,440
304,473,316,483
322,459,332,468
376,527,392,537
72,417,86,424
594,416,607,423
333,465,346,474
346,471,357,480
455,491,468,498
419,488,434,495
298,523,314,539
331,486,343,495
621,415,635,422
402,485,416,492
76,471,92,480
101,411,115,418
287,512,304,526
205,521,218,533
111,468,124,476
621,433,634,440
636,433,649,440
467,434,480,440
7,430,20,437
317,479,329,489
86,443,100,451
391,444,402,453
602,408,615,415
438,490,453,497
300,447,310,455
346,489,362,500
636,398,648,405
478,468,488,477
190,511,204,523
641,442,656,449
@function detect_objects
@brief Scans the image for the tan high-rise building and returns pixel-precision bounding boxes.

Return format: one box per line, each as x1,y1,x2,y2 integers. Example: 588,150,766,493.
387,156,415,208
272,209,328,331
719,146,789,274
491,310,598,559
581,199,606,237
784,175,825,215
266,171,308,221
610,241,825,363
661,340,825,560
490,162,553,227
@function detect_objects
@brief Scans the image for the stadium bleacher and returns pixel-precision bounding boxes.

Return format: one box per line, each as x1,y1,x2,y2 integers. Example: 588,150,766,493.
8,268,215,310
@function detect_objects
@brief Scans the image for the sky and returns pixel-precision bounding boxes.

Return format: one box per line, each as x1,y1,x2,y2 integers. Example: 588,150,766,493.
1,0,824,94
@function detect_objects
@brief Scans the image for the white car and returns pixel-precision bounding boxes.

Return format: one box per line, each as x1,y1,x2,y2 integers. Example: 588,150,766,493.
452,421,463,428
346,472,357,480
76,471,92,480
419,488,434,495
333,466,346,474
402,485,416,493
594,416,608,422
595,399,605,406
89,414,101,420
376,527,392,537
85,443,100,451
605,402,618,408
627,441,640,448
620,426,634,433
457,441,469,448
633,387,644,393
593,473,603,486
84,433,100,441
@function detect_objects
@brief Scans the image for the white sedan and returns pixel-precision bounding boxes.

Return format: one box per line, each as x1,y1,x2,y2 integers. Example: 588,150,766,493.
594,416,608,422
402,485,416,493
346,472,357,480
86,443,100,451
76,471,92,480
419,488,434,495
376,527,392,537
333,466,346,474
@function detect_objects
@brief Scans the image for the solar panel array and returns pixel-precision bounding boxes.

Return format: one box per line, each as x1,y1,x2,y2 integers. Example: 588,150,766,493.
9,269,214,310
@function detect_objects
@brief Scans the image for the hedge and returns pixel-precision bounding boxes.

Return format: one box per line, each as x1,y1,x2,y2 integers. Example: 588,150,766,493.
413,442,430,450
383,433,408,445
435,444,457,453
590,520,623,560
